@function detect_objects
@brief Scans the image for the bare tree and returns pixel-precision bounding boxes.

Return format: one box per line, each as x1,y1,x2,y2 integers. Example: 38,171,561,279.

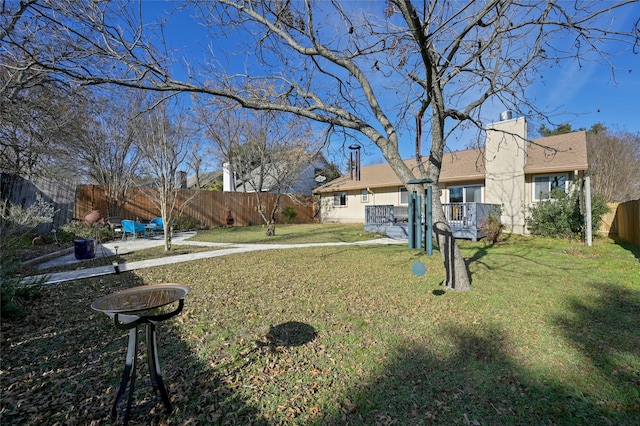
587,129,640,203
194,91,322,234
0,63,88,180
187,142,205,190
134,98,194,251
63,90,144,217
4,0,638,290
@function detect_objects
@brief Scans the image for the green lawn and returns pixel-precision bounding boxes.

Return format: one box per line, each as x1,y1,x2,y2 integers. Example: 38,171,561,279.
2,229,639,425
187,223,385,244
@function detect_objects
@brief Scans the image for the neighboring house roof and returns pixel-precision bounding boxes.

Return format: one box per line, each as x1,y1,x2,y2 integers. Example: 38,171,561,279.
234,154,331,195
314,131,588,194
187,171,223,189
233,162,287,193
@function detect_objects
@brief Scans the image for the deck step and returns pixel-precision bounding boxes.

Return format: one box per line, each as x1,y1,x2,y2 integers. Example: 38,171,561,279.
385,225,408,240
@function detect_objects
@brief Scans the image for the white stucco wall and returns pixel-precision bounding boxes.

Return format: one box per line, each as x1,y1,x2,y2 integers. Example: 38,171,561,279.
319,185,453,224
484,116,528,234
319,187,408,223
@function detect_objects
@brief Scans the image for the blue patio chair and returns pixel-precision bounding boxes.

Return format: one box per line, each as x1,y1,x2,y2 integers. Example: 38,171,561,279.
121,220,146,240
147,217,164,236
149,217,163,230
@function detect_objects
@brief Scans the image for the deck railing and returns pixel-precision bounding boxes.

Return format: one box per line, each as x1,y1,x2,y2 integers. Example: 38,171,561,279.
366,202,498,241
365,205,408,224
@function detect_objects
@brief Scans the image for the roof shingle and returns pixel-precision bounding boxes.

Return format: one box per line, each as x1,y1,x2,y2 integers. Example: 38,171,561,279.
314,131,588,193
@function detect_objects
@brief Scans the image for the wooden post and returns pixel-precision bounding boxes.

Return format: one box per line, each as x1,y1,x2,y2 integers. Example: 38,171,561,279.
585,176,592,246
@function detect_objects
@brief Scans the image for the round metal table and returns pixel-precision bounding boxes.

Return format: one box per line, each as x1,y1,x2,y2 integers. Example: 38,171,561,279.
91,283,190,425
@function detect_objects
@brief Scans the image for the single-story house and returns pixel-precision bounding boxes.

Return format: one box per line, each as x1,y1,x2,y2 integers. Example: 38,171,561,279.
313,116,588,235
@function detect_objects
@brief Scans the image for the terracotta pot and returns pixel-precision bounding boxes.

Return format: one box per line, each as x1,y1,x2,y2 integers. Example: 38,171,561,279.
84,210,106,227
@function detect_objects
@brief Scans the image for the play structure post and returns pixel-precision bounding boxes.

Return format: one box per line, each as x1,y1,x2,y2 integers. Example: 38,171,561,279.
416,194,423,249
408,192,415,249
426,185,433,255
407,178,434,255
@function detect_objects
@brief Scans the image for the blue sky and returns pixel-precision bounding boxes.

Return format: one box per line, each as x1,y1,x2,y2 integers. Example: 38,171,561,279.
141,1,639,165
534,55,639,133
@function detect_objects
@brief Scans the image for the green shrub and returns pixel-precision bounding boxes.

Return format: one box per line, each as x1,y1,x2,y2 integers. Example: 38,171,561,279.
1,274,43,319
57,220,110,243
174,215,201,231
527,188,609,239
588,192,610,234
0,196,53,319
1,195,55,250
282,206,298,224
480,205,504,244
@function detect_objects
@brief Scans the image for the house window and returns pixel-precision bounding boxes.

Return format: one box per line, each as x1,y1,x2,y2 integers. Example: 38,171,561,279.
400,187,408,204
450,187,463,203
333,192,347,206
449,185,482,203
533,174,567,201
361,190,369,203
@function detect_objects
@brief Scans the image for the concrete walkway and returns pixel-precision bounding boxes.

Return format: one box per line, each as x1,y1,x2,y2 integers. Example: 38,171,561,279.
30,232,405,285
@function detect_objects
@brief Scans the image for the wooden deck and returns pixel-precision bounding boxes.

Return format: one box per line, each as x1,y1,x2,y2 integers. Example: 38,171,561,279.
365,203,497,241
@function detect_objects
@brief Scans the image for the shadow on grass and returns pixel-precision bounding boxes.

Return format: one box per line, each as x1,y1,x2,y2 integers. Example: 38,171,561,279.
554,282,640,412
4,257,637,425
0,272,265,425
462,239,605,285
612,238,640,260
327,323,639,425
259,321,317,348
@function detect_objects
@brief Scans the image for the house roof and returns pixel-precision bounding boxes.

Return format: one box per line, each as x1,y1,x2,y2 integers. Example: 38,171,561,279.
187,171,223,189
234,154,330,194
314,131,588,193
524,131,588,174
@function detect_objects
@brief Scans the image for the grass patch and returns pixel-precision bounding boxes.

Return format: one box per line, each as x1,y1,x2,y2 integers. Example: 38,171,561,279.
189,223,385,244
2,232,639,425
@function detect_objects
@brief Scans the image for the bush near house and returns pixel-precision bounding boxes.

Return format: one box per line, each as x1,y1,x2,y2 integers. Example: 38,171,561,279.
480,205,504,244
527,188,609,239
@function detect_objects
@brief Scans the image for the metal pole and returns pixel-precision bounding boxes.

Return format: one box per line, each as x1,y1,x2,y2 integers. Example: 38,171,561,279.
416,194,423,249
426,186,433,255
350,151,353,180
407,177,434,255
408,193,415,249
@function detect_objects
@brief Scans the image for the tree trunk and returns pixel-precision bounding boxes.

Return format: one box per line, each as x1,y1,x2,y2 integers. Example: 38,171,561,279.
425,80,472,291
163,223,172,251
432,196,472,291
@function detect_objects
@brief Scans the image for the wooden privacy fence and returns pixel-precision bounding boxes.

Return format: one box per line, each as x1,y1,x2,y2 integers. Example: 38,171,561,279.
600,200,640,248
1,173,77,233
75,185,317,227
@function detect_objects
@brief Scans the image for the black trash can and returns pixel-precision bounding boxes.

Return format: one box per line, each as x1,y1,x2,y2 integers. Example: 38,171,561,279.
74,238,96,260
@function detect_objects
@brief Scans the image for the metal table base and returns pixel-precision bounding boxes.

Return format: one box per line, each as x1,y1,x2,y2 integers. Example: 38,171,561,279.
111,300,183,424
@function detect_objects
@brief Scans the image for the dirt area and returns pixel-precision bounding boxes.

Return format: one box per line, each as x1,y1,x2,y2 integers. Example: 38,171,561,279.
16,243,74,262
